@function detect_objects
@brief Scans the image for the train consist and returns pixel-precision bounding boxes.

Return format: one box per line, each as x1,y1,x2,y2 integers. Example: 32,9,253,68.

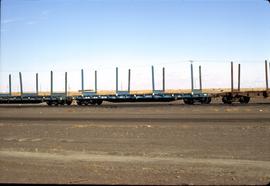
0,60,269,106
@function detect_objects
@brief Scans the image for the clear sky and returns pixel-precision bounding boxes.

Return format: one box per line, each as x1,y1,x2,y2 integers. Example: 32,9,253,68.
1,0,270,93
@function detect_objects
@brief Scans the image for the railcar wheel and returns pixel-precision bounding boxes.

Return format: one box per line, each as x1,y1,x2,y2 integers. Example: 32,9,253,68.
245,96,250,103
90,100,96,105
184,99,194,105
96,100,103,105
200,97,211,104
206,97,212,104
222,96,232,104
239,96,250,104
263,91,268,98
66,100,73,105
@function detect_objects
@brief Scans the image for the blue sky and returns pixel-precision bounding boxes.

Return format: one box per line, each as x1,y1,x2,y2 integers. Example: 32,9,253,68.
1,0,270,92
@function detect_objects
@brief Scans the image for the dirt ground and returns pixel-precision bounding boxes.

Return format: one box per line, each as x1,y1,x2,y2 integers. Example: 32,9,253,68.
0,98,270,185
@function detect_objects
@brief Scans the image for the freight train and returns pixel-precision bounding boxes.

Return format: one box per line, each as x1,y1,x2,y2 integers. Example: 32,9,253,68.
0,61,269,106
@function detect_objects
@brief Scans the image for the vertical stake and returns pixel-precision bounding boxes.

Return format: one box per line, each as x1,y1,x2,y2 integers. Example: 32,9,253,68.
9,74,12,96
162,67,165,92
36,73,39,95
19,72,23,96
116,67,118,94
81,69,84,94
65,72,68,96
95,70,97,93
152,66,155,93
128,69,131,93
238,64,241,92
265,60,268,91
231,61,234,93
191,62,194,92
269,62,270,91
51,71,53,96
199,65,202,91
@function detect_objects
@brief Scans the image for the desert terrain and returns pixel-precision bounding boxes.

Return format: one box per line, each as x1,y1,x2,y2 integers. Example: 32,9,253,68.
0,97,270,185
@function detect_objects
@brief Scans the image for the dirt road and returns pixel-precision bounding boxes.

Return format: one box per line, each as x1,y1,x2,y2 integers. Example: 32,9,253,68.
0,100,270,185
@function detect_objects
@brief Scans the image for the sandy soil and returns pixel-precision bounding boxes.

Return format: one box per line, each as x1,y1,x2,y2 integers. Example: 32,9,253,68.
0,99,270,185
